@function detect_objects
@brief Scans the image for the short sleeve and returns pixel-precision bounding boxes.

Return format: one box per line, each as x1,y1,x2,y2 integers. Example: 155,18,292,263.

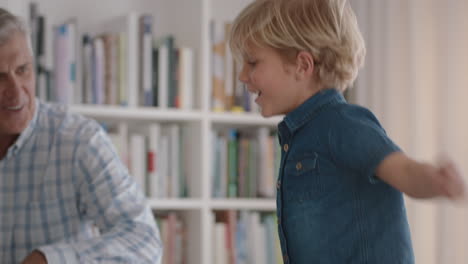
328,107,401,183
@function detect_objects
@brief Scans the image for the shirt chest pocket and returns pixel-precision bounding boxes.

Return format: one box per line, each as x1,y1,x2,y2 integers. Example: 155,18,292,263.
13,199,79,249
284,153,322,202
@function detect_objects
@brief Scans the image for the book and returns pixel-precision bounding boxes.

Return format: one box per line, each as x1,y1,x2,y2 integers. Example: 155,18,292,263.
82,35,93,104
211,20,226,111
168,124,180,197
227,129,238,197
102,34,118,105
156,36,172,108
92,37,105,104
53,21,77,104
178,47,194,109
214,222,228,264
147,123,161,198
118,33,127,105
139,14,154,106
130,133,146,193
101,12,140,107
224,23,234,111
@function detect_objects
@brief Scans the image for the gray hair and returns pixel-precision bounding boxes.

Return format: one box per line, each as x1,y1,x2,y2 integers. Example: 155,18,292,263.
0,8,32,51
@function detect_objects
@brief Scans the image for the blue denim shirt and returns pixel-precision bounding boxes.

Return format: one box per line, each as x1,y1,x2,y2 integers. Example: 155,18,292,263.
276,89,414,264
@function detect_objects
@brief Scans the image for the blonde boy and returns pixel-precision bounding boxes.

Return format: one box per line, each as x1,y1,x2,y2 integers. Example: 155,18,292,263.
230,0,466,263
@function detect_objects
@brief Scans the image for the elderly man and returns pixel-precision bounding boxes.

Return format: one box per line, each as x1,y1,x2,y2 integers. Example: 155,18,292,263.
0,8,162,264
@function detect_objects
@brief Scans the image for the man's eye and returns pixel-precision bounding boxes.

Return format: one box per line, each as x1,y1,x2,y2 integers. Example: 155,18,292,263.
17,65,28,75
247,61,257,66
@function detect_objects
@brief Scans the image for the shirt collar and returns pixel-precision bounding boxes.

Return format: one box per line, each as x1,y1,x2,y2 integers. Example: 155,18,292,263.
282,88,345,134
8,98,40,157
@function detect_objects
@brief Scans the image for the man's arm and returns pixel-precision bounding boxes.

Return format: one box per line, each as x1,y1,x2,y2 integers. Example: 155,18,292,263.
34,125,162,264
376,152,466,199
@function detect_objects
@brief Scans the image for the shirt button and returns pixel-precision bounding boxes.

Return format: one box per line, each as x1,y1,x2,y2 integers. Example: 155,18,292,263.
283,144,289,152
276,180,281,189
296,162,302,170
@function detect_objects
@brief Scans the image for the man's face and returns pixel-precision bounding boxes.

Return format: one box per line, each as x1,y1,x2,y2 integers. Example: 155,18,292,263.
0,31,36,138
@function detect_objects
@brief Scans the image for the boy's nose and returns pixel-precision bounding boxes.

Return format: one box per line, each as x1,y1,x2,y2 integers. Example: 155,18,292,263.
238,65,249,84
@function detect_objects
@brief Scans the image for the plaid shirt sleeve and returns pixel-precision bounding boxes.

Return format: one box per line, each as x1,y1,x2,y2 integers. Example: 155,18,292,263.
38,123,162,264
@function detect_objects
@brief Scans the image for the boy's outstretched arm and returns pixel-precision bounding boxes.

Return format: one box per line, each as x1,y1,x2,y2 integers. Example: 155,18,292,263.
376,152,467,200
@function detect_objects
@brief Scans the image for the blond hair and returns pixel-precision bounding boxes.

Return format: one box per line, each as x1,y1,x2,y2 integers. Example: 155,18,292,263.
229,0,365,91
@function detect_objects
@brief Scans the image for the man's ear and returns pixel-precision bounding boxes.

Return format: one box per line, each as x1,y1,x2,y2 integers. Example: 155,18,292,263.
295,51,315,80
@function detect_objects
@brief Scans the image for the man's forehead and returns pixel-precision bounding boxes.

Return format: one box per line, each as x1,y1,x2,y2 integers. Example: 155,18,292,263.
0,33,32,66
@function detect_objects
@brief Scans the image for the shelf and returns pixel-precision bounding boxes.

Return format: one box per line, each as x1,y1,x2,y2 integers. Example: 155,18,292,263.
146,198,277,211
146,198,203,210
70,105,203,122
209,198,276,211
209,112,282,127
71,105,284,126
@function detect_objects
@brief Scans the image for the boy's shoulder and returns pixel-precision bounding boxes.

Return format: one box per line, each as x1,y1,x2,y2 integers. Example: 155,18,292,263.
323,102,383,132
330,102,379,122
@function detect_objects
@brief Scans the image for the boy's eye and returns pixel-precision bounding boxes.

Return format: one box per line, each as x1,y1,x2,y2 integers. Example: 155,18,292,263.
247,60,257,66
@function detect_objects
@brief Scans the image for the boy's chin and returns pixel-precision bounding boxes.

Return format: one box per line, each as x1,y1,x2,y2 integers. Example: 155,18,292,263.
260,108,278,118
259,107,268,117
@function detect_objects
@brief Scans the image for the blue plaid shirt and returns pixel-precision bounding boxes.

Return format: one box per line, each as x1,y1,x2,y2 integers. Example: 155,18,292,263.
0,100,162,263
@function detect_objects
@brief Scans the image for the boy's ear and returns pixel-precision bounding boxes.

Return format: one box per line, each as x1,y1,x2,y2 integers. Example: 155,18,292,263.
295,51,315,80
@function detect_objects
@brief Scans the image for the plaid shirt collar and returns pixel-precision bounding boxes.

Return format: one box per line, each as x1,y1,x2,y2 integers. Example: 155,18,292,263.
7,98,39,158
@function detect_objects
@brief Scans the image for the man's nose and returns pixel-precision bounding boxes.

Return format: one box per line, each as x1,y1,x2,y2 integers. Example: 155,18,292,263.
3,75,21,100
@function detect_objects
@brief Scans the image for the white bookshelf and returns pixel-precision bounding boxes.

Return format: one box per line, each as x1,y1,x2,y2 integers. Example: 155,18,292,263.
70,105,203,122
7,0,279,263
146,198,204,210
145,198,276,211
210,199,276,211
209,112,282,126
